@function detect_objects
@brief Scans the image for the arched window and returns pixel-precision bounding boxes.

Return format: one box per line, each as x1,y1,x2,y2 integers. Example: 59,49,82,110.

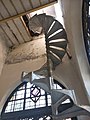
1,80,77,120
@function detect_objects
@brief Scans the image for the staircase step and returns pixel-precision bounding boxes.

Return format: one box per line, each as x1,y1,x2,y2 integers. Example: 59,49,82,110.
49,40,67,50
29,14,42,33
44,15,54,33
49,47,65,60
48,52,61,69
46,20,63,37
47,30,67,41
31,77,51,93
51,89,76,105
53,105,90,119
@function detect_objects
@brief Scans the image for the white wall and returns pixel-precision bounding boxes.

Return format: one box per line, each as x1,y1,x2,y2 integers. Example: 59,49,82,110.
60,0,90,119
53,56,89,105
61,0,90,102
0,37,47,113
0,37,8,113
0,37,7,76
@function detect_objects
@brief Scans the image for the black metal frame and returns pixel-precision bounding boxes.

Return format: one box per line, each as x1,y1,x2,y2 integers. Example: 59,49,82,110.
82,0,90,64
1,80,77,120
2,104,76,120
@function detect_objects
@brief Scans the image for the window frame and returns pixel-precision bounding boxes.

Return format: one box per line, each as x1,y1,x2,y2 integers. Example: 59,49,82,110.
82,0,90,64
1,80,77,120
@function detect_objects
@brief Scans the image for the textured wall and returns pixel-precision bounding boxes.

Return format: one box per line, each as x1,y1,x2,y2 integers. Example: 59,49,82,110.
5,35,46,64
0,37,7,76
0,35,47,112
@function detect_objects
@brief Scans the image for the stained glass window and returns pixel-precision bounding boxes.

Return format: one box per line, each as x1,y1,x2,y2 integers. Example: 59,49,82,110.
1,80,77,120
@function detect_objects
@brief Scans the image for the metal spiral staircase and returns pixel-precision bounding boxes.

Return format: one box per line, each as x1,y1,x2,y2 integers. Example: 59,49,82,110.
22,13,90,119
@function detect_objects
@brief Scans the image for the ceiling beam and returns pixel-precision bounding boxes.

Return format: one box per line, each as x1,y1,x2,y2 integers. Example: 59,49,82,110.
0,1,57,24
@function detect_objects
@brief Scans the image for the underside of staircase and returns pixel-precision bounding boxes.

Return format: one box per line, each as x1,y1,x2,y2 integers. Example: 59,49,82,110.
22,13,90,119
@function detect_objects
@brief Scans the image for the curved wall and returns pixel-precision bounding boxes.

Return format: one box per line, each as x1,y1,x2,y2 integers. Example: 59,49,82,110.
60,0,90,102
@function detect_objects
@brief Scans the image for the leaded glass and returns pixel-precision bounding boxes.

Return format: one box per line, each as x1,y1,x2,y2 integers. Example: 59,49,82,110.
1,80,76,120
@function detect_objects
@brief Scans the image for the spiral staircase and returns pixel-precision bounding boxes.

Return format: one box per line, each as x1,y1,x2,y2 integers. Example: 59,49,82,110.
22,14,90,119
